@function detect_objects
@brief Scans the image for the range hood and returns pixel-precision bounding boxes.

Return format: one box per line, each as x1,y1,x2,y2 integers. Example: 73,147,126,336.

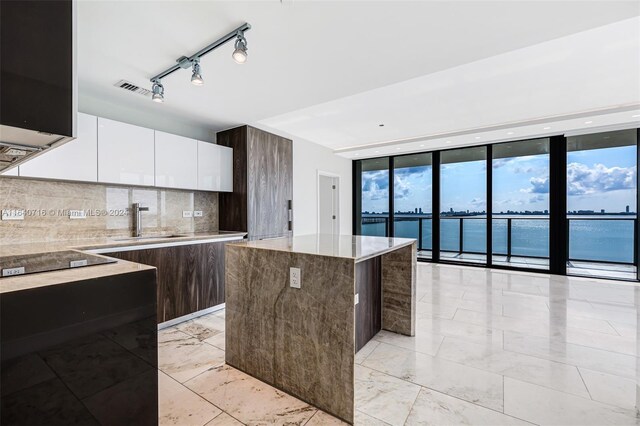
0,125,74,172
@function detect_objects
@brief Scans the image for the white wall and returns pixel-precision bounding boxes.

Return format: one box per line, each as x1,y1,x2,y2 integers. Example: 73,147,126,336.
79,92,216,142
291,137,352,236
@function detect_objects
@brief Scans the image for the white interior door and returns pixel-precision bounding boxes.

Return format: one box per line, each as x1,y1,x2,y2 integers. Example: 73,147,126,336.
318,173,339,235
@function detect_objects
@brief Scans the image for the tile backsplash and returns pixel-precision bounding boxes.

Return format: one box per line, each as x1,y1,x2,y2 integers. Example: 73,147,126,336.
0,177,218,244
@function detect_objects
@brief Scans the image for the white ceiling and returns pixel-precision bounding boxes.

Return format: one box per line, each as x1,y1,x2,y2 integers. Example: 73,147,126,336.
77,1,640,156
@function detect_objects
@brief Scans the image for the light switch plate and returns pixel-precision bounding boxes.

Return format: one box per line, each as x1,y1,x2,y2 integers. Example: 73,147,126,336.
193,211,203,217
69,210,86,219
182,210,193,218
290,267,301,289
2,209,25,221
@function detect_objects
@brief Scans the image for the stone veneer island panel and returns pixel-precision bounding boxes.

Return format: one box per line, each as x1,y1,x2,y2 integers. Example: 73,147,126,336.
225,235,416,424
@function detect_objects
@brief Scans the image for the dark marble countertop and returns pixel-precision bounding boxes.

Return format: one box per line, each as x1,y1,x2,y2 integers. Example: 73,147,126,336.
228,234,416,262
0,231,246,292
1,231,247,257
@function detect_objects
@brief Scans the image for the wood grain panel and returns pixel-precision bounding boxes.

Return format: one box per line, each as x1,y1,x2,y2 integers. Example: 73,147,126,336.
247,126,293,240
217,126,248,232
104,241,228,323
355,256,382,352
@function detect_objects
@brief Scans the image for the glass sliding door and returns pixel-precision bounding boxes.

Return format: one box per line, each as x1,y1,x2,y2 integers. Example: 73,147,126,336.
566,129,637,280
393,153,433,259
492,138,550,270
440,146,487,264
359,158,391,237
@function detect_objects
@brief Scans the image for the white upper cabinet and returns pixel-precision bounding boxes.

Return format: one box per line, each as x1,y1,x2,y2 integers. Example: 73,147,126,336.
155,131,198,190
97,117,154,186
198,141,233,192
19,113,98,181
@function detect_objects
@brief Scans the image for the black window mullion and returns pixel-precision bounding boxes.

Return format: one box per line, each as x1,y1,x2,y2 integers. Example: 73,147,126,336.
486,145,493,267
388,156,394,237
432,151,441,262
549,135,568,275
637,128,640,281
353,160,362,235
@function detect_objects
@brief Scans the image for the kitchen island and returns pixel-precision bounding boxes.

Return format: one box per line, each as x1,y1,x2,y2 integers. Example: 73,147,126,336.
225,234,416,424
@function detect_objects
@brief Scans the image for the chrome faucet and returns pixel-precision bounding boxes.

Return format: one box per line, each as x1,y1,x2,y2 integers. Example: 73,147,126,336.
132,203,149,237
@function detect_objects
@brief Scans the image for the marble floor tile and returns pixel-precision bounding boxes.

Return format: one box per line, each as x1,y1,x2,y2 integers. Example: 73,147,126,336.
503,330,637,379
373,329,444,356
355,340,380,365
355,365,421,426
578,367,638,411
159,329,225,383
177,314,226,341
306,410,348,425
436,337,590,398
405,388,531,425
416,317,503,347
362,342,504,411
159,371,222,426
204,412,244,425
454,307,619,338
354,410,391,425
185,364,316,425
562,327,637,356
205,412,244,426
609,320,637,338
204,332,226,351
415,300,458,319
503,377,639,426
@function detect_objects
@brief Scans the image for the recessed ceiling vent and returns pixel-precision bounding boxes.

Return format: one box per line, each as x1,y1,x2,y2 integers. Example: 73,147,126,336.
114,80,152,97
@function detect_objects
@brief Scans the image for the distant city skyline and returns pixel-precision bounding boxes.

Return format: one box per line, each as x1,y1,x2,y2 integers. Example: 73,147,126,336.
361,145,637,215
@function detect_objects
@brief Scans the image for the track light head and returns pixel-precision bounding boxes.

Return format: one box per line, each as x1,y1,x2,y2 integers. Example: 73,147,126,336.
190,61,204,86
151,80,164,103
232,33,248,64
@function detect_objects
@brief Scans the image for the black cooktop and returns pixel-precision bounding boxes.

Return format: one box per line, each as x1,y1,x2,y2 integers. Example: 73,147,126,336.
0,250,116,278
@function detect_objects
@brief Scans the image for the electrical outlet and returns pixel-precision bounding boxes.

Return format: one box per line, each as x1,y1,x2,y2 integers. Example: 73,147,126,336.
182,210,193,218
69,210,86,219
193,210,203,217
355,293,359,305
1,209,25,221
290,267,301,289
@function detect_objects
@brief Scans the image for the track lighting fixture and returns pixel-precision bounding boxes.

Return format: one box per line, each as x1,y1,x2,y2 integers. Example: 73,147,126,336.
149,23,251,103
151,80,164,103
191,61,204,86
232,33,248,64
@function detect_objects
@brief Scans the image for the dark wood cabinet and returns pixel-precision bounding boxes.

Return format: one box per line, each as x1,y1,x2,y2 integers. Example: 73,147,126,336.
0,0,74,137
217,126,293,240
355,256,382,352
104,241,228,323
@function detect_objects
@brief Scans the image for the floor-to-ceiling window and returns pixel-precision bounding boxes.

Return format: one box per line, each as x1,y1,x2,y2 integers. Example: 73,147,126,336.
393,153,432,259
492,139,550,270
359,158,390,237
440,147,487,264
566,129,637,280
353,127,639,282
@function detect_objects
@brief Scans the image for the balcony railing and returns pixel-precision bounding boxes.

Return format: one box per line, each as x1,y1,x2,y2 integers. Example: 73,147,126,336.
361,215,637,265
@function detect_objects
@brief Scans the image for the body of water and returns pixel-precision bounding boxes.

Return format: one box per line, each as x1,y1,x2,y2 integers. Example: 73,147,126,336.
361,214,636,263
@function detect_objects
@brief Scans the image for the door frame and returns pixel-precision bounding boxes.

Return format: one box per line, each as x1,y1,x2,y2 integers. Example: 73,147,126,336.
317,170,341,235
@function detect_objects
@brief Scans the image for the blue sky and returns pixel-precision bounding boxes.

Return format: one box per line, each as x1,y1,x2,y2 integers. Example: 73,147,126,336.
362,145,637,214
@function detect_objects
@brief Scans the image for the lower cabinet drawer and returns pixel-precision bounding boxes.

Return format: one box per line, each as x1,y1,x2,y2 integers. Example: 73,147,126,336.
104,241,226,323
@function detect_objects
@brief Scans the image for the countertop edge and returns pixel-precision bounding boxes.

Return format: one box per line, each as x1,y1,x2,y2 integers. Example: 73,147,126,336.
227,236,417,262
0,259,156,294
